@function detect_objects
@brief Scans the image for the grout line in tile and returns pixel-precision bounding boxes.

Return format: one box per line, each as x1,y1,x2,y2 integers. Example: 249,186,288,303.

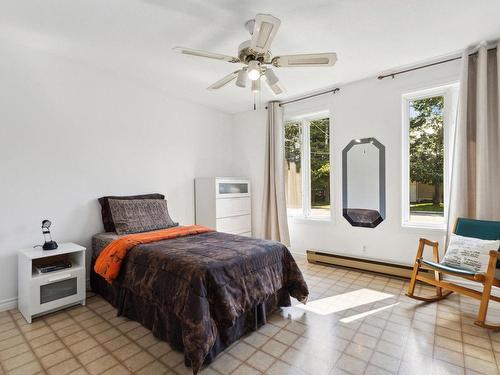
7,310,44,374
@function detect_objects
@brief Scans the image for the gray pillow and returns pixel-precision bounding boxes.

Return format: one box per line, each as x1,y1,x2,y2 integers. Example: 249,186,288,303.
108,199,178,235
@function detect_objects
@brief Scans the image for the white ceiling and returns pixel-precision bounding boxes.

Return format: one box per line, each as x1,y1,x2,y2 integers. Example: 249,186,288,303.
2,0,500,114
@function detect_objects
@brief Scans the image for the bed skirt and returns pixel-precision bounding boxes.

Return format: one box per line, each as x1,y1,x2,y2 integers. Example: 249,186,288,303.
90,263,288,368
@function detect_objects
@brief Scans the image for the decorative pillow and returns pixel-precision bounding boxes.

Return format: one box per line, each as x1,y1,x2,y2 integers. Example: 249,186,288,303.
108,199,178,235
98,194,165,232
441,234,500,273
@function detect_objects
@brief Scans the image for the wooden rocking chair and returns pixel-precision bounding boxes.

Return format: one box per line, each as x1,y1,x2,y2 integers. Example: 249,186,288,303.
406,218,500,329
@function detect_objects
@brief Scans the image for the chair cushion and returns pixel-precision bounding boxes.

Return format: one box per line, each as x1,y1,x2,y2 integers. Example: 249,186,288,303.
455,218,500,269
420,258,477,276
442,234,500,273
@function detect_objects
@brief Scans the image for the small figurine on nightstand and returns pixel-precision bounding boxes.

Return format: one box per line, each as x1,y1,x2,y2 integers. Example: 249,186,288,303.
41,219,58,250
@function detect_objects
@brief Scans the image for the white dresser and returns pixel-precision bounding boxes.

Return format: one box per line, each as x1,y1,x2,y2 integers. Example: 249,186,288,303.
195,177,252,236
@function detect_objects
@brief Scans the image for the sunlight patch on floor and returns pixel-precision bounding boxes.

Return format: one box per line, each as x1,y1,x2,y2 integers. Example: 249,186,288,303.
297,288,394,316
340,302,400,323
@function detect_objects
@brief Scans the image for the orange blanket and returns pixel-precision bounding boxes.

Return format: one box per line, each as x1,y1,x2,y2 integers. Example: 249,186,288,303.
94,225,214,283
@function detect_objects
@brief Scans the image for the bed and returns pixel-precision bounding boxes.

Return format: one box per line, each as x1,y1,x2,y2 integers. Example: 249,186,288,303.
90,225,308,373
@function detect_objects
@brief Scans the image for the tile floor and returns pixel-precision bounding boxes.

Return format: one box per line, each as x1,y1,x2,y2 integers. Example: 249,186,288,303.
1,256,500,375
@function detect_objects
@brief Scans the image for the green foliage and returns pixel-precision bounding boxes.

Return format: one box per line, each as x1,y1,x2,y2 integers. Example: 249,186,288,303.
284,118,330,206
284,122,301,171
310,119,330,205
409,96,444,204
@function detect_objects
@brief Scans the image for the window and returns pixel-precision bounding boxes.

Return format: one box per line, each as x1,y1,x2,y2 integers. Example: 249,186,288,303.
402,85,457,228
284,114,331,219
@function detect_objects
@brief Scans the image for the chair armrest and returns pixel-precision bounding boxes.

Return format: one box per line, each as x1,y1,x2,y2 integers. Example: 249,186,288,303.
483,250,500,279
415,238,440,261
419,238,439,247
489,250,500,259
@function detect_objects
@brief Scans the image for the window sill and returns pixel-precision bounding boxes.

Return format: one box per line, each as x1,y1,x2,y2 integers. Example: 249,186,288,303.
401,221,447,231
288,215,332,224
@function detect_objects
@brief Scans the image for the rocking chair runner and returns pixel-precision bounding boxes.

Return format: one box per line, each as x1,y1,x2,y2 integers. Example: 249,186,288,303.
406,218,500,329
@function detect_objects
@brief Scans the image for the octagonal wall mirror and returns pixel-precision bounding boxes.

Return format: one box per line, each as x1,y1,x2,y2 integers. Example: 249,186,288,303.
342,137,386,228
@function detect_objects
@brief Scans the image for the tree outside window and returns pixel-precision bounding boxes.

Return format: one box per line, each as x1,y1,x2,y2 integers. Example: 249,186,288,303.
284,117,331,218
408,96,445,222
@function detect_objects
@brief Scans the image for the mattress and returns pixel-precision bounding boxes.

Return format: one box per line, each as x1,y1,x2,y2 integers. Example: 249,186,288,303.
91,232,122,256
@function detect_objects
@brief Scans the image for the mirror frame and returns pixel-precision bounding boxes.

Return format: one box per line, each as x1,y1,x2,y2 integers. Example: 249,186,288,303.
342,137,386,228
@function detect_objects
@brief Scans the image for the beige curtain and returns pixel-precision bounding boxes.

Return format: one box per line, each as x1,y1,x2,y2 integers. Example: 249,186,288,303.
448,43,500,232
260,101,291,245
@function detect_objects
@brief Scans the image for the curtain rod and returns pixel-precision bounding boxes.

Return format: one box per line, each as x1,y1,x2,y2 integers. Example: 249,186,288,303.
377,45,498,80
279,87,340,107
264,87,340,110
377,56,462,80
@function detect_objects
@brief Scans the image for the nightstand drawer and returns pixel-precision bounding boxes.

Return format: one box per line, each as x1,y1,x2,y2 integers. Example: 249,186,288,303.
40,276,77,304
30,267,85,315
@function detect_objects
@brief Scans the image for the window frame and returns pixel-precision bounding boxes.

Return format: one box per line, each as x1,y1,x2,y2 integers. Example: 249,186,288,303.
401,84,458,230
284,110,332,220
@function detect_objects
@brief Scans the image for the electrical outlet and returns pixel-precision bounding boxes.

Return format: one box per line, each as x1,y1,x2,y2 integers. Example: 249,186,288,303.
362,245,367,252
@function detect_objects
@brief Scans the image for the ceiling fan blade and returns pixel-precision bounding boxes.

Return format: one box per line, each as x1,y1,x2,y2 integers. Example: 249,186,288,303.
272,53,337,67
264,78,285,95
173,47,239,63
270,82,285,95
250,14,281,54
207,71,239,90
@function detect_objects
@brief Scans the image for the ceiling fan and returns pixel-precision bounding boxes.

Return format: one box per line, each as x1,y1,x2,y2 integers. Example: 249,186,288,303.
173,14,337,95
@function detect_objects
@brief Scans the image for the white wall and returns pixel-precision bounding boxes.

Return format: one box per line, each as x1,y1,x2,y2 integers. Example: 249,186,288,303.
0,39,233,308
233,60,461,266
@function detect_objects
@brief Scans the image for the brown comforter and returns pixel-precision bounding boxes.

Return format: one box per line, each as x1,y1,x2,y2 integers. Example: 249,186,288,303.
91,230,308,373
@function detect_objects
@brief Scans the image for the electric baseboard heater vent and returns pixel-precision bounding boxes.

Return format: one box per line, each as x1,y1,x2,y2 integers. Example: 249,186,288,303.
307,250,432,279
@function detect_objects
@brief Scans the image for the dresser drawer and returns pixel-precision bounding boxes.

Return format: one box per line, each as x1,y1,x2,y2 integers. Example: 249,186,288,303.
216,214,251,234
216,180,250,198
216,197,251,218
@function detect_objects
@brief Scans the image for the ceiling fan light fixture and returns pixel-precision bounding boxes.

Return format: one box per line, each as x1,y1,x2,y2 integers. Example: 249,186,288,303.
247,60,261,81
264,68,279,86
236,69,247,88
251,78,261,93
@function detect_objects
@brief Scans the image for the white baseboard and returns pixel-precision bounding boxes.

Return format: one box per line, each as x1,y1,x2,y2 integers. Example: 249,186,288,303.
0,297,18,312
288,247,306,257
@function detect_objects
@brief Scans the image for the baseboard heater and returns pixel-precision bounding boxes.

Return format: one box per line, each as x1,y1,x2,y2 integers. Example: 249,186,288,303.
307,250,432,279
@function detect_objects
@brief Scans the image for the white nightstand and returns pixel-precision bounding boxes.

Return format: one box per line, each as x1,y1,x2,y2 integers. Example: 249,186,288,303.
18,242,86,323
